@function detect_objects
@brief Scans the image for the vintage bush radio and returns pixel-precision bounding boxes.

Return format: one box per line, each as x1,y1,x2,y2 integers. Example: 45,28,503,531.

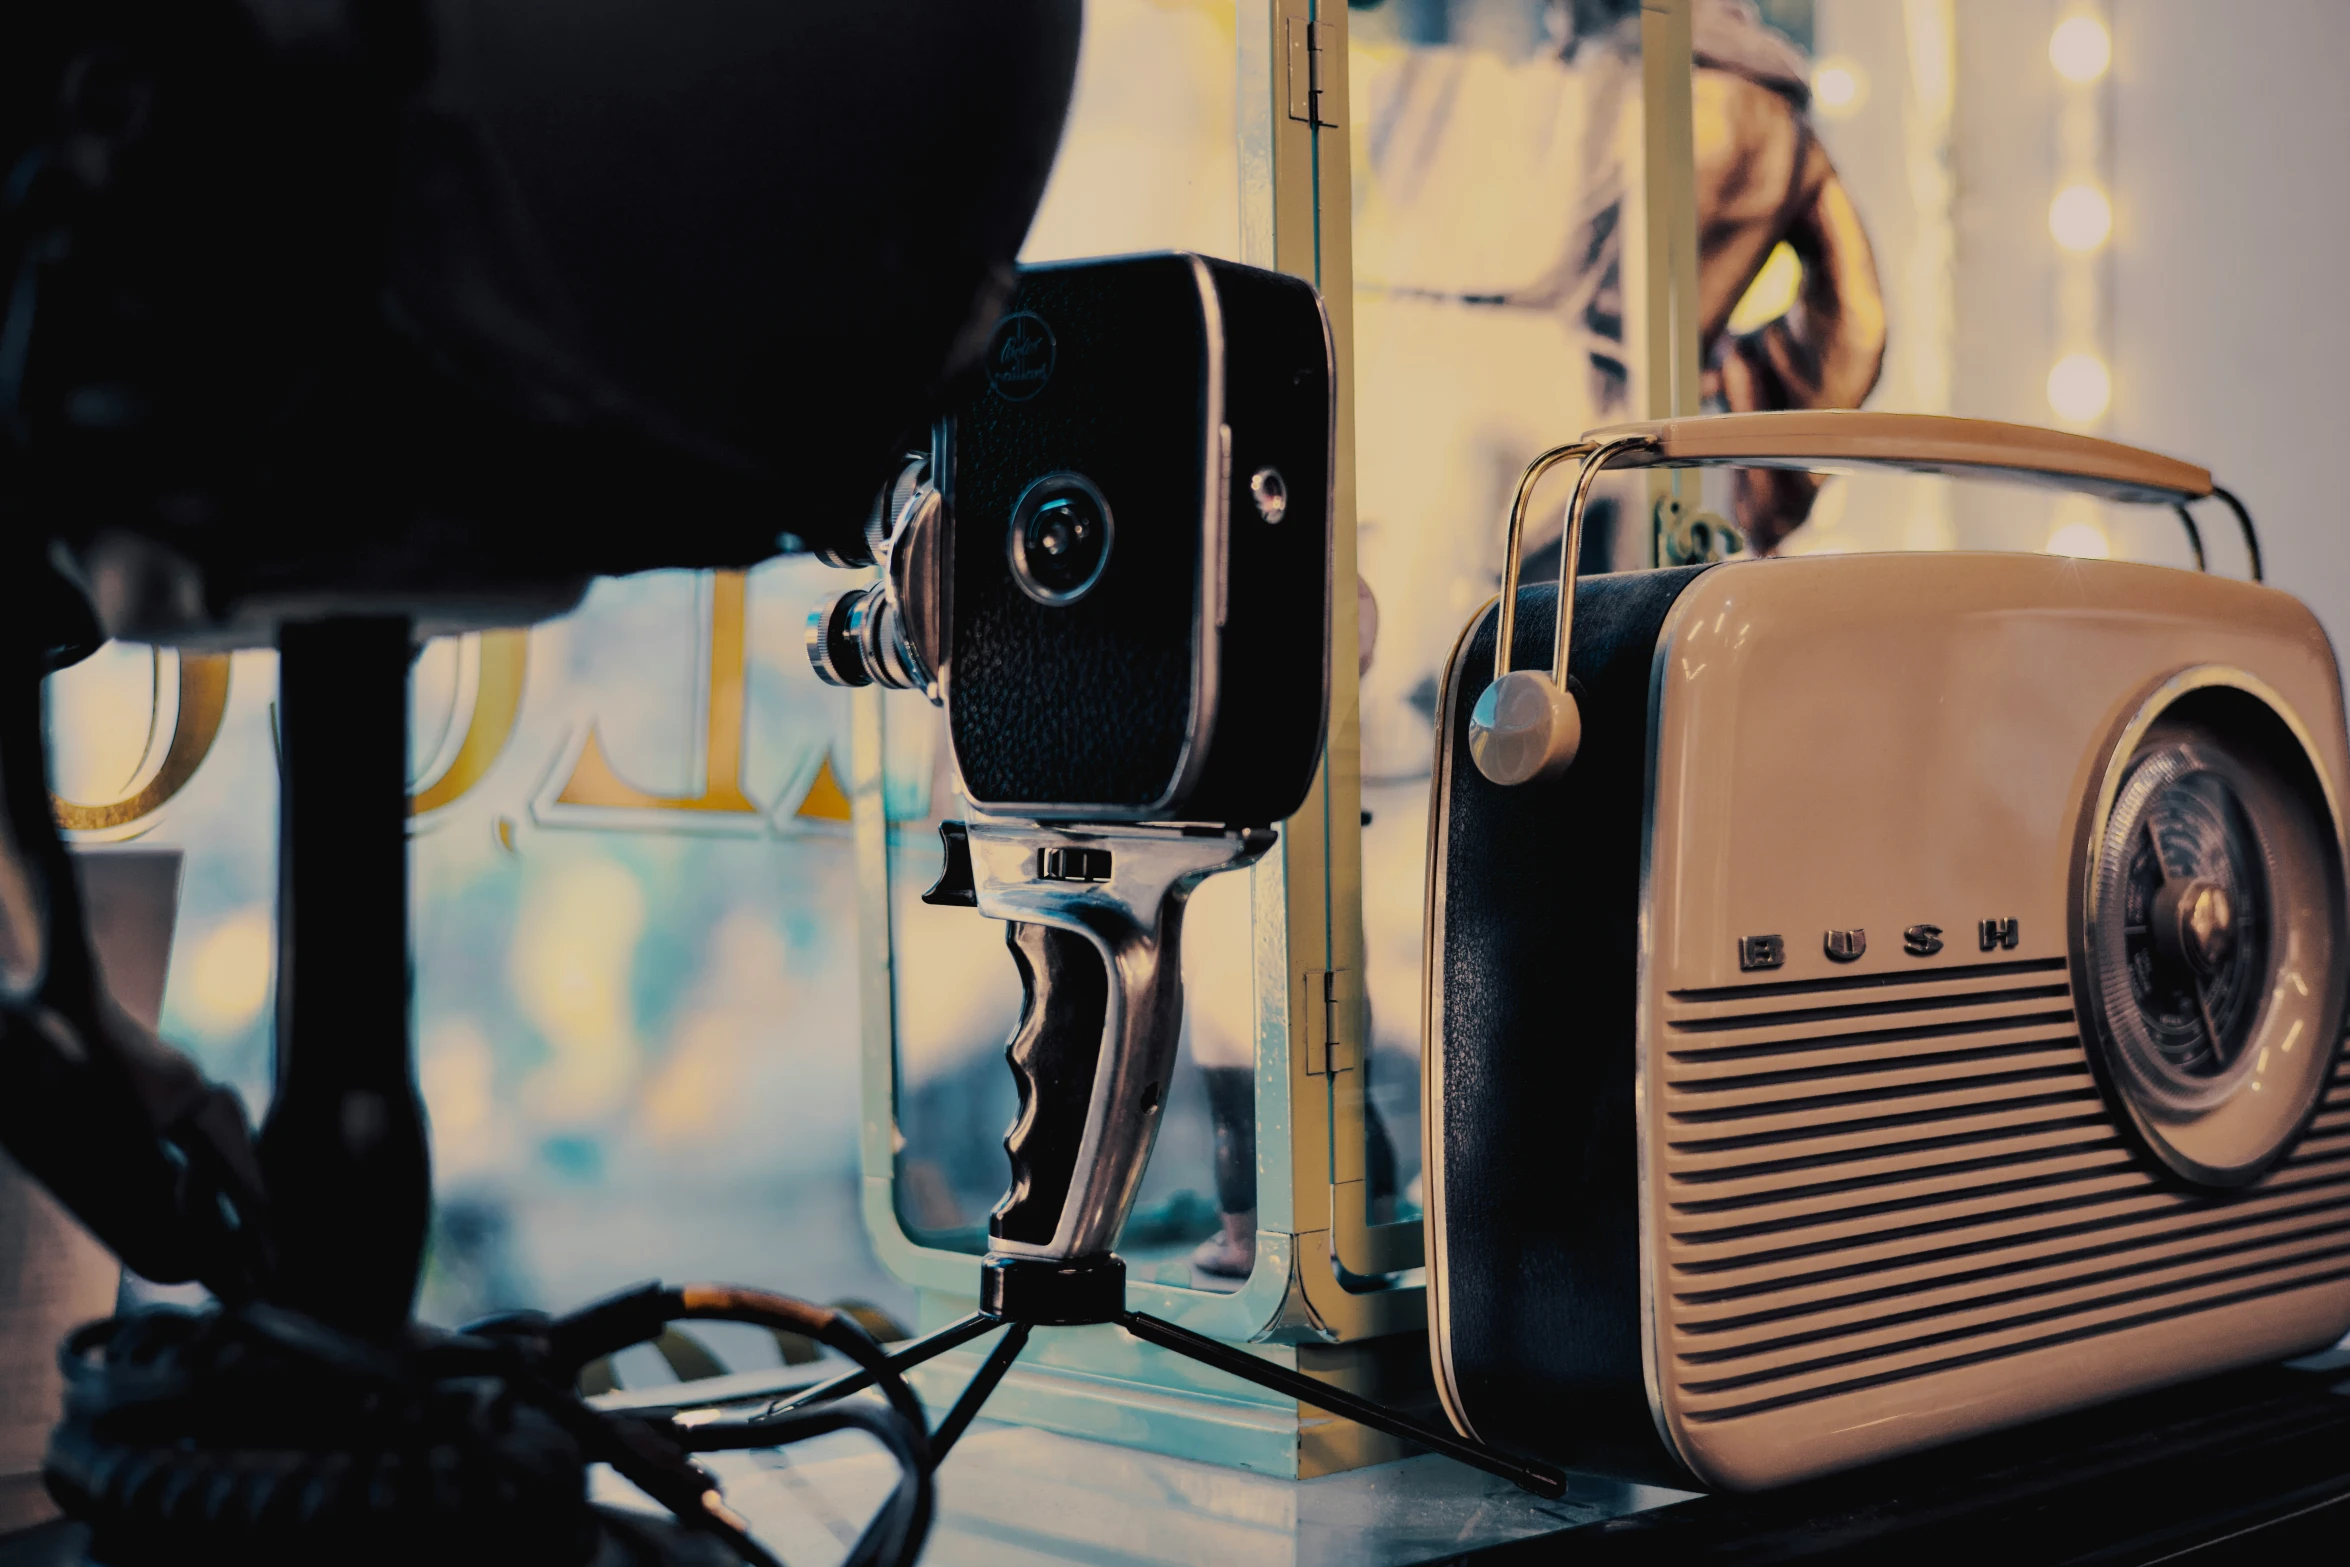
1425,412,2350,1491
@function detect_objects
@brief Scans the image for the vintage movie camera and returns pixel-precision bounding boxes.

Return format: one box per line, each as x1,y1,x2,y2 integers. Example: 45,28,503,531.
810,252,1333,823
1425,412,2350,1491
811,249,1337,1279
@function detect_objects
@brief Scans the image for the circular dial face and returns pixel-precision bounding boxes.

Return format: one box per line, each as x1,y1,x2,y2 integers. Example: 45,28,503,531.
2082,697,2347,1187
2107,747,2270,1111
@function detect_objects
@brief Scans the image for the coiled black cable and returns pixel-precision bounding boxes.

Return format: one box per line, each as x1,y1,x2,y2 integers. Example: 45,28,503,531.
46,1282,934,1567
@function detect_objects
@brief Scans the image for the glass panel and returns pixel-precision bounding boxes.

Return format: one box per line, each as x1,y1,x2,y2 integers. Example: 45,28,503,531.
1348,0,1654,1229
882,0,1254,1289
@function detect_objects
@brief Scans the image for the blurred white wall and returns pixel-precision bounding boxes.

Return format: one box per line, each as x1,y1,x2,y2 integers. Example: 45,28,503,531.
1809,0,2350,660
2110,0,2350,654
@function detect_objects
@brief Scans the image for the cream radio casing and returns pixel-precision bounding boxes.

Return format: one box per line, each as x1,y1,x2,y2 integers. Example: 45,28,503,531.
1423,413,2350,1491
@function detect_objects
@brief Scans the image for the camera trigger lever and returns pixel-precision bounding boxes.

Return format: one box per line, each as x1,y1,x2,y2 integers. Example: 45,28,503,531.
929,819,1271,1267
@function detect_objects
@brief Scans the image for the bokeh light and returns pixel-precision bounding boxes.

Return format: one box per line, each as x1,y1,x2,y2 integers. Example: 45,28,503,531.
2047,352,2113,422
183,909,274,1037
2048,495,2112,559
1811,58,1868,119
2050,16,2112,84
2047,521,2112,558
2049,182,2113,252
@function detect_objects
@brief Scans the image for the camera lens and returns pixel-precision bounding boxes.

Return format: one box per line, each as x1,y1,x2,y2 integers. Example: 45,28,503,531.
806,588,875,687
1008,474,1114,606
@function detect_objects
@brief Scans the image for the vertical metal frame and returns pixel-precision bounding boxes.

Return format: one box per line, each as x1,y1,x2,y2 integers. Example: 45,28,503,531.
1255,0,1422,1332
1642,0,1703,553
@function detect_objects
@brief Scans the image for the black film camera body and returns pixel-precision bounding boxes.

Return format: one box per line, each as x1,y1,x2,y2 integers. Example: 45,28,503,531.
815,252,1337,1267
817,251,1335,829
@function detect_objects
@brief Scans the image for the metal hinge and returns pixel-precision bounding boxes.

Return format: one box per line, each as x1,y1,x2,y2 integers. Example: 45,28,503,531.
1302,968,1358,1076
1285,11,1340,128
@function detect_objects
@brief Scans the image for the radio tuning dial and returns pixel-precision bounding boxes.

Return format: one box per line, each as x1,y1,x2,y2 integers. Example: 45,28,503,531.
2080,683,2348,1189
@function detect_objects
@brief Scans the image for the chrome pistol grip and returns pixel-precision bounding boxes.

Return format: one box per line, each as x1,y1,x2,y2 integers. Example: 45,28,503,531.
927,820,1271,1264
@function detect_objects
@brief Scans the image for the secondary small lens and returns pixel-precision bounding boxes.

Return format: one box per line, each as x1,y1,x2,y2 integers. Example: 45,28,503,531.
1009,474,1114,605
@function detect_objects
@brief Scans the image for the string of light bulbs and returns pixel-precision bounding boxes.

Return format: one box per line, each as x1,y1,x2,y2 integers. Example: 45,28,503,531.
2044,4,2118,559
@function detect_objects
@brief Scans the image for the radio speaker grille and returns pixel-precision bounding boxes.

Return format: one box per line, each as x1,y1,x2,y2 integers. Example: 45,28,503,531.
1656,957,2350,1425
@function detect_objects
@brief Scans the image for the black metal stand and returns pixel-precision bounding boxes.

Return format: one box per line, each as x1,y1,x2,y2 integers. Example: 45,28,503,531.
255,616,432,1338
723,1254,1568,1497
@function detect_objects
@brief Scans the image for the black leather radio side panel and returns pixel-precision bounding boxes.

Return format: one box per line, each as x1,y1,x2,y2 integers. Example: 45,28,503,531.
1433,565,1709,1486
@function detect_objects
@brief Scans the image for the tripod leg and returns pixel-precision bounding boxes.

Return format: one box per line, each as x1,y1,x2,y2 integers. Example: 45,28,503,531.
754,1312,1000,1423
1120,1312,1567,1499
930,1321,1031,1461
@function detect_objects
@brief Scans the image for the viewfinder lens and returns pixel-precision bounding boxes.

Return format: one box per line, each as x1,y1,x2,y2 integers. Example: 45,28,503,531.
1008,474,1114,605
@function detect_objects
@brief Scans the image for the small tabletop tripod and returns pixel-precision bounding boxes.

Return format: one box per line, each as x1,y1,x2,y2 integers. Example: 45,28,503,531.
692,819,1566,1498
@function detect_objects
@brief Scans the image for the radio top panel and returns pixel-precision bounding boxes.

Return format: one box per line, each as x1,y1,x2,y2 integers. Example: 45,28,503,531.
1582,410,2213,505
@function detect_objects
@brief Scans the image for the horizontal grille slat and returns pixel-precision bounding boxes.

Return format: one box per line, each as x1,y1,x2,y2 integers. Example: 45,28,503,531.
1668,1035,2082,1094
1682,1240,2350,1391
1666,1063,2096,1127
1678,1190,2350,1333
1668,1151,2146,1244
1677,1214,2350,1365
1673,1168,2350,1308
1666,1011,2080,1065
1668,1112,2121,1186
1669,1133,2133,1215
1671,1145,2350,1282
1666,1086,2108,1155
1657,957,2350,1426
1665,986,2076,1038
1679,1262,2350,1424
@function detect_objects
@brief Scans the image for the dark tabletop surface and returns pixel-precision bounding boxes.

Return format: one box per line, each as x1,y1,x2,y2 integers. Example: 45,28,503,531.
7,1348,2347,1566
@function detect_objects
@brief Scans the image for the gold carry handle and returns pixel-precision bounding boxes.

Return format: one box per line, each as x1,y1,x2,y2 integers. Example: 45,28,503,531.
1472,411,2261,788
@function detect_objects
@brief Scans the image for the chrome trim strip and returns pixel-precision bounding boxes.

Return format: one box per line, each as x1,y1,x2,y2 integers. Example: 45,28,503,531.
1154,252,1229,813
1422,592,1499,1446
1309,286,1338,754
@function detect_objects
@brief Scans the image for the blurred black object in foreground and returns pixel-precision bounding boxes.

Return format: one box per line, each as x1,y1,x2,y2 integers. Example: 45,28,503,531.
2,1,1081,642
0,5,1084,1563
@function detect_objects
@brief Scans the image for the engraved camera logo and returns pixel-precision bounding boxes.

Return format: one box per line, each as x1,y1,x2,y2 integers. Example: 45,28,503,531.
986,311,1056,402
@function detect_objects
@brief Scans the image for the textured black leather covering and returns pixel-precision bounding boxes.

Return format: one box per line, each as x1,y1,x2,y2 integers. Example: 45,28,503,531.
951,257,1205,810
946,254,1331,822
1433,566,1710,1486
